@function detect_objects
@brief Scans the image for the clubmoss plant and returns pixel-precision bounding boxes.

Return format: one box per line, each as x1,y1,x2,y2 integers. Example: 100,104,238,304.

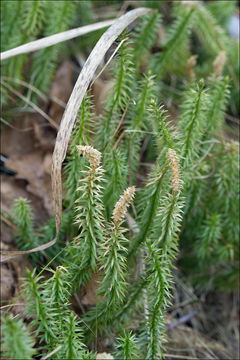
2,2,239,358
1,315,36,359
65,145,106,290
12,198,44,264
115,331,140,360
99,186,135,307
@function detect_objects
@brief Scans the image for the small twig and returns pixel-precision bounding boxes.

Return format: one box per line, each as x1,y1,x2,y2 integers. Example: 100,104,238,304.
197,338,218,359
103,100,130,156
0,214,18,232
0,117,51,132
1,76,66,107
113,114,156,152
125,129,157,135
118,1,140,16
206,148,238,161
113,129,126,149
166,311,198,331
90,38,127,87
73,293,85,314
191,143,214,169
1,85,18,103
164,353,198,359
0,303,25,310
170,298,200,311
191,162,216,180
225,113,240,125
71,309,96,338
42,346,62,360
1,80,59,130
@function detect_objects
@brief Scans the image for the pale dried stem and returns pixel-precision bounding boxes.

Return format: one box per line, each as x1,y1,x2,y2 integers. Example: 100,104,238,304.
42,346,62,360
1,20,115,61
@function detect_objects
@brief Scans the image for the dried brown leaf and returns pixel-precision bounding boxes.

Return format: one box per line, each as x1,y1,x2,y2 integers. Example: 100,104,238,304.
5,151,53,215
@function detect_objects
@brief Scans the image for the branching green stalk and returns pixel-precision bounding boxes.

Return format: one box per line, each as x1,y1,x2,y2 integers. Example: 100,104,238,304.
1,1,24,52
143,149,183,359
23,266,86,359
128,165,167,258
43,267,86,359
145,241,173,359
212,141,239,252
181,60,229,223
125,72,156,183
207,0,237,29
23,269,56,348
179,80,209,168
97,37,134,151
32,0,76,92
205,76,230,137
115,331,140,360
155,148,183,252
156,192,184,255
65,95,94,204
191,1,230,54
12,197,44,264
189,0,238,89
151,7,195,77
43,266,71,316
63,312,86,360
1,315,36,359
184,75,230,218
133,12,161,75
66,145,105,290
84,187,136,334
99,186,135,307
149,100,174,149
129,101,177,257
22,1,46,36
196,213,222,260
103,148,128,216
1,0,28,81
112,277,147,325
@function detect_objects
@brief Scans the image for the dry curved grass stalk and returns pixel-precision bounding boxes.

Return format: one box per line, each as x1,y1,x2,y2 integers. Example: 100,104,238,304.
0,7,151,263
0,20,115,61
52,7,151,240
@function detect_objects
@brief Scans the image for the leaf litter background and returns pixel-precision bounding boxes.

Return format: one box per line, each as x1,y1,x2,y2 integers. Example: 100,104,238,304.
1,2,239,359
